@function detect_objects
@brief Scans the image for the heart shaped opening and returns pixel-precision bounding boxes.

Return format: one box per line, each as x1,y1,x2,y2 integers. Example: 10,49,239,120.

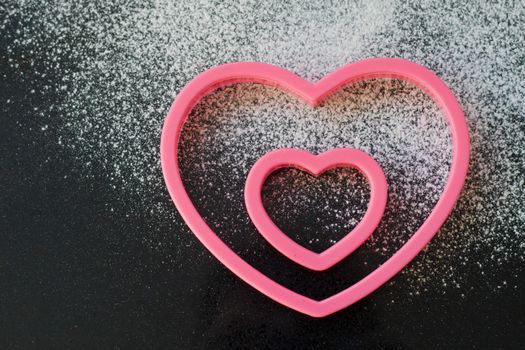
177,75,453,301
261,167,370,254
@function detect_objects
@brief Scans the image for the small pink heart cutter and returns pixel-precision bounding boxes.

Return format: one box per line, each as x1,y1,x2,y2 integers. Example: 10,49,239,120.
245,148,388,271
160,58,470,317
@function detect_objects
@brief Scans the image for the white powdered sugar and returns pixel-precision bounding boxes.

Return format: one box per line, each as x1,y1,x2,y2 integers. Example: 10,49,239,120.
3,0,523,298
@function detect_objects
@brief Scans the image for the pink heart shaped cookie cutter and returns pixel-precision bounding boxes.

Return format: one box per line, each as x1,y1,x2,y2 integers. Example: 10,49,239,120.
245,148,388,271
160,58,470,317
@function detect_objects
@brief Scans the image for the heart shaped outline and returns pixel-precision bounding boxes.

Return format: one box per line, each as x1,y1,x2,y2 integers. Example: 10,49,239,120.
244,148,388,271
160,58,470,317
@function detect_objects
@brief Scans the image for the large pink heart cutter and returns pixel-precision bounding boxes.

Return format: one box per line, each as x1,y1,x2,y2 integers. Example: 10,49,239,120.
245,148,388,271
160,58,470,317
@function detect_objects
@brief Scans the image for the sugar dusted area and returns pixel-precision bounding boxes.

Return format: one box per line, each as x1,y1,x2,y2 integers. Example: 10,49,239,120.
3,0,524,298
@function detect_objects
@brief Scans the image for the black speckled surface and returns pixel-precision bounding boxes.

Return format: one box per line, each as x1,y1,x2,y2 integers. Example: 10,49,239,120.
2,1,524,349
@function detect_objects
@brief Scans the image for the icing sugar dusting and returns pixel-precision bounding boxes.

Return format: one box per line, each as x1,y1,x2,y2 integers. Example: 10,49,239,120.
3,0,523,298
